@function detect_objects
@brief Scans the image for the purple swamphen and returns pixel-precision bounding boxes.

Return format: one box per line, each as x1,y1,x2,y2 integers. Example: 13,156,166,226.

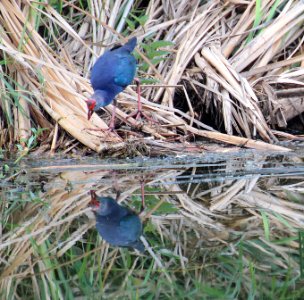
89,190,145,252
86,37,138,130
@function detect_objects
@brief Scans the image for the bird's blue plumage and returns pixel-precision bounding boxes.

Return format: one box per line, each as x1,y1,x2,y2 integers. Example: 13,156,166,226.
90,37,137,108
93,195,144,252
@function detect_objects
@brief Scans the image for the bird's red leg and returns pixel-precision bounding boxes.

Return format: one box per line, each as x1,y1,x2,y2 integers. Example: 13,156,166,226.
140,179,145,213
126,78,157,125
107,102,116,132
135,78,142,119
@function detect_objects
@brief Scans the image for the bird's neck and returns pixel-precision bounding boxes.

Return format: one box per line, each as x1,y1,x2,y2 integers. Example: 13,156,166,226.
96,199,128,219
94,85,123,108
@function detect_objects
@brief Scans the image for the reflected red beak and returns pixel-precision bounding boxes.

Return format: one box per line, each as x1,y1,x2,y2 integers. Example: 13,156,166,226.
89,190,100,209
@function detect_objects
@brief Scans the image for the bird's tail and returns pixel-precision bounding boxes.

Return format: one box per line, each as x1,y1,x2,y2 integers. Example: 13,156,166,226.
124,37,137,52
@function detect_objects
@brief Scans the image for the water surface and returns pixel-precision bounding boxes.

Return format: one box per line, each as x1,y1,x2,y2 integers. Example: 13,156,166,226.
1,148,304,298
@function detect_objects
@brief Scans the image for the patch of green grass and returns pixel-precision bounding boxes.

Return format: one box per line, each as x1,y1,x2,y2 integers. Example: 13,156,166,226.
246,0,262,44
137,39,174,73
299,230,304,279
130,186,178,215
261,210,270,241
15,127,48,163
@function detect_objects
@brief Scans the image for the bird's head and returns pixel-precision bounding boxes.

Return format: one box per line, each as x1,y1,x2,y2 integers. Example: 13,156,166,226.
89,190,118,216
89,190,100,210
85,99,96,120
85,90,113,120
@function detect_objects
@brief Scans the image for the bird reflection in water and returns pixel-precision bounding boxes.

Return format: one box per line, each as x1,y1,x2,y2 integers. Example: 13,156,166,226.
89,190,145,252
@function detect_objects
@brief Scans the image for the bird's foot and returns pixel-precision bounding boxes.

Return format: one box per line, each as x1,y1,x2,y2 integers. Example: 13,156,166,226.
128,78,158,126
83,127,107,132
126,109,157,126
83,126,119,137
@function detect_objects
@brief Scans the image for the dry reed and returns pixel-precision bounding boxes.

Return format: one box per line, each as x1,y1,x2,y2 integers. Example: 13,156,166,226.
1,0,303,154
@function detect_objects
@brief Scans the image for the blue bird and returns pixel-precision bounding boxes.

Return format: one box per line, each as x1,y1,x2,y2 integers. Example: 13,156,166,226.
86,37,137,130
89,190,145,252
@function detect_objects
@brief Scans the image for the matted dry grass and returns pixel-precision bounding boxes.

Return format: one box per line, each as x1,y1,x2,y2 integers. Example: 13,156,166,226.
1,0,303,154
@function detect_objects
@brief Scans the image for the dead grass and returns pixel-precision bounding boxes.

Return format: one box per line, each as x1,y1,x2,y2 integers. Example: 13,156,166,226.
0,0,303,154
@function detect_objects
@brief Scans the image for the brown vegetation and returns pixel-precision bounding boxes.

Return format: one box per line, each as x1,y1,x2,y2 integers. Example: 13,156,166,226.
0,0,303,154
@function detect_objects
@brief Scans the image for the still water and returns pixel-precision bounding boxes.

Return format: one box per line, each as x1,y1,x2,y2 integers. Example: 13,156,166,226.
1,148,304,299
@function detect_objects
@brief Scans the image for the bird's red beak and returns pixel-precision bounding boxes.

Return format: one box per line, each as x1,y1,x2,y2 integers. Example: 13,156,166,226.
89,190,100,210
85,99,96,120
88,109,93,120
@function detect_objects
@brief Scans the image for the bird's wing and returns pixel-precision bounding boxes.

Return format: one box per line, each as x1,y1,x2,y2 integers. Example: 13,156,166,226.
90,50,136,90
96,214,144,251
90,51,116,90
119,214,142,240
119,215,144,251
113,53,136,88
